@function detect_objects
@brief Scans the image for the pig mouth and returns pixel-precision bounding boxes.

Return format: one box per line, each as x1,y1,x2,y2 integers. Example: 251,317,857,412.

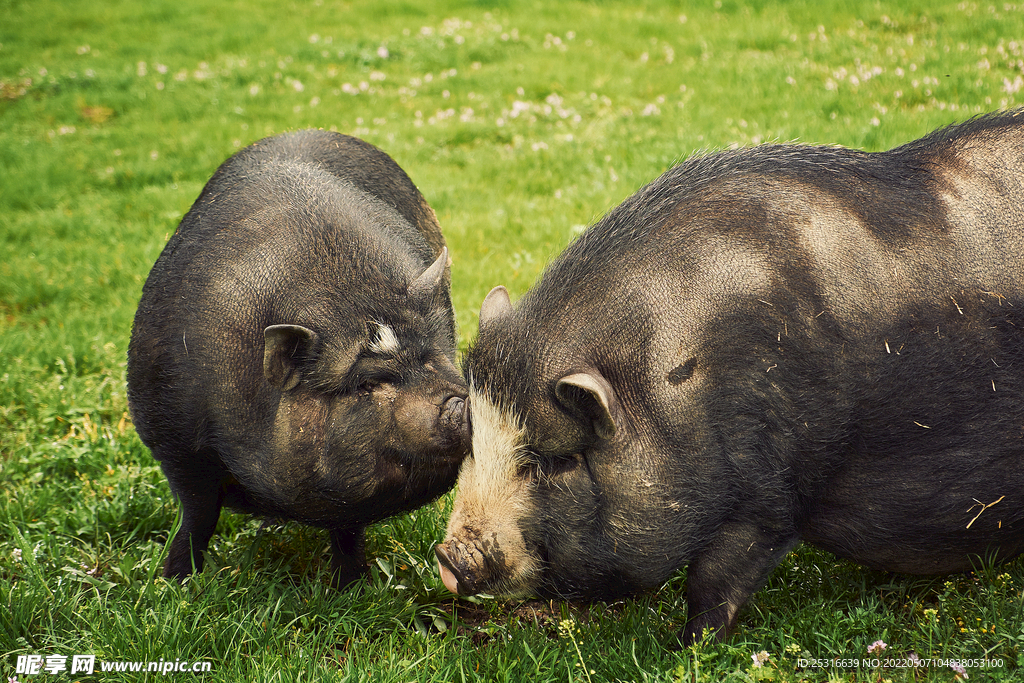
385,395,468,479
379,452,462,503
434,541,480,595
379,395,466,499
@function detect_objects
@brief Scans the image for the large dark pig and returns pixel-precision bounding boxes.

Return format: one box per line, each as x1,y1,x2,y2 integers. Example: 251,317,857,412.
437,111,1024,644
128,130,468,585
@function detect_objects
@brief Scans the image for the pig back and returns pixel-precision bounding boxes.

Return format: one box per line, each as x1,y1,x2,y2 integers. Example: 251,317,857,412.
521,112,1024,397
211,130,446,258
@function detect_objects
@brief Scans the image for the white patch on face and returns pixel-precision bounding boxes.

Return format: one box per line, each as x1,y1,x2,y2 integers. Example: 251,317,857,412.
368,323,401,355
461,388,529,499
443,387,541,595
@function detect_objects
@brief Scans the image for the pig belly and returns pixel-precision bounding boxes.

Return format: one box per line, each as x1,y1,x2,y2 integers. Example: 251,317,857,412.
800,450,1024,575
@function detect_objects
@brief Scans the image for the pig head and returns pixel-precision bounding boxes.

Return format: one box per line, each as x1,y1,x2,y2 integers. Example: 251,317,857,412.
256,248,469,520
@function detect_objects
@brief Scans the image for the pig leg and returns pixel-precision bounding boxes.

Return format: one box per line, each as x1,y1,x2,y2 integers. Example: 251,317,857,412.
329,526,367,588
161,455,227,580
682,520,799,646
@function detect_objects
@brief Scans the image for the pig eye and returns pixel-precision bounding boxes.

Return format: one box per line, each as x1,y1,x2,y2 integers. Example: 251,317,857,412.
548,453,583,477
353,372,397,395
522,452,582,481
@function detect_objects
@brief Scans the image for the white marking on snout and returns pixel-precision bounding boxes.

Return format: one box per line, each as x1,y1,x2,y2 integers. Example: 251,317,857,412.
443,387,541,595
369,323,401,355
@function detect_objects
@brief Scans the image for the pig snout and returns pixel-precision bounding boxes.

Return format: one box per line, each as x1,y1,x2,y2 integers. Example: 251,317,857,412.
430,394,469,458
393,392,469,459
434,539,484,595
439,395,470,451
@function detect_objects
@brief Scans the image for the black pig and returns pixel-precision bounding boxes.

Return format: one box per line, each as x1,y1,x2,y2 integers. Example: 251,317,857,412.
437,111,1024,644
128,130,468,585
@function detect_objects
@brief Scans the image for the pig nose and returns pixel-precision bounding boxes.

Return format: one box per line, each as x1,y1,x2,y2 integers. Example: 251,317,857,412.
435,542,477,595
438,396,469,448
442,395,465,420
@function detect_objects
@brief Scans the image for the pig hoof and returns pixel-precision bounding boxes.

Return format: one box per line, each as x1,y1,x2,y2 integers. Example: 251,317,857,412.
330,563,368,591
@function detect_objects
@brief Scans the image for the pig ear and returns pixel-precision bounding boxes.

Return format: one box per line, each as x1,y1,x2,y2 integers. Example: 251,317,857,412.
407,247,449,305
479,285,512,332
555,372,619,440
264,324,319,391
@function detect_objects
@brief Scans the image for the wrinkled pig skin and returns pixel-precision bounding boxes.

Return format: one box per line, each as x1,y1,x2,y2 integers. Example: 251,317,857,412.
438,111,1024,644
128,130,469,586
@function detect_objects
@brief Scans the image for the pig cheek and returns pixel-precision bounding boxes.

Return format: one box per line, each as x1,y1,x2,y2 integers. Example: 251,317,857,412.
528,480,603,597
534,463,659,599
312,393,398,499
355,385,413,493
333,386,450,500
271,393,332,489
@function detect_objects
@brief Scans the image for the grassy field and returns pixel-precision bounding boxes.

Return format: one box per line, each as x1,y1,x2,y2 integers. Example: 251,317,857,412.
3,0,1024,680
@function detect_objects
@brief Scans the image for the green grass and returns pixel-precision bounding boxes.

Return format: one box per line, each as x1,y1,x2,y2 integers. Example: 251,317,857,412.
3,0,1024,680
